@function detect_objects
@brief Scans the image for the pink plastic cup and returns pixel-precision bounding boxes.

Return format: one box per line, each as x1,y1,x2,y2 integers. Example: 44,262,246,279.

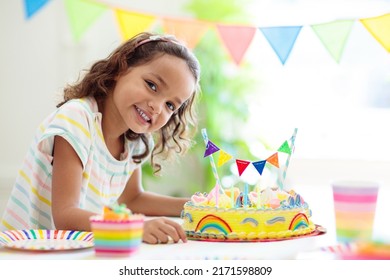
331,180,379,243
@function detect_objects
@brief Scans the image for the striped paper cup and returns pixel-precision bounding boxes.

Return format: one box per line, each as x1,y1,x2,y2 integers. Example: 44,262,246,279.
90,214,144,257
331,181,379,243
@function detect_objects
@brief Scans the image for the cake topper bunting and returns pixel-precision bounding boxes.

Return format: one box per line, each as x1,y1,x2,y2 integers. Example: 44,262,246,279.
201,128,298,191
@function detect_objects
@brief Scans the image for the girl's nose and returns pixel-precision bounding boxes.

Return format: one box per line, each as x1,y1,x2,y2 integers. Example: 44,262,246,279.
147,99,163,114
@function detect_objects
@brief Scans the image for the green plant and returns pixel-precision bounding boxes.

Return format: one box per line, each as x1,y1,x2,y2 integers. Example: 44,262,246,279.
143,0,263,195
185,0,262,192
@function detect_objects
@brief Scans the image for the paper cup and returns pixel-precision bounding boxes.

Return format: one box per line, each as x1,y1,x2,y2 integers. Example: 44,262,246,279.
90,214,144,257
331,180,379,243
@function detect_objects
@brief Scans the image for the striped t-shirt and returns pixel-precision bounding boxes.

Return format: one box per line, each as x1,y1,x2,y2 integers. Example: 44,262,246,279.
0,97,153,231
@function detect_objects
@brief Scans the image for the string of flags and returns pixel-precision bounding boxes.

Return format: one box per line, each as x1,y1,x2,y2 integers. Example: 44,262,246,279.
23,0,390,66
203,132,294,179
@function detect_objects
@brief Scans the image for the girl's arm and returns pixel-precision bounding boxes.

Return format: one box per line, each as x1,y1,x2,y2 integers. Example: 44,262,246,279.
118,167,188,216
118,167,189,244
51,136,95,231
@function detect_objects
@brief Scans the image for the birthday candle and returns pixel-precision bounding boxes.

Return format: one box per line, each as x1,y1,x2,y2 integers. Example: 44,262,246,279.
244,183,248,208
230,185,235,208
256,183,261,209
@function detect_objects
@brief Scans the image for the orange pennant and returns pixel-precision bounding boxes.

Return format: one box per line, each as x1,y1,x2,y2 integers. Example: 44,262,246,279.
266,153,279,168
161,18,210,49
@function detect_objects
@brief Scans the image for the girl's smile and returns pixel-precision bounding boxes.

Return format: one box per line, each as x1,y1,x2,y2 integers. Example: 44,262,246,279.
135,105,152,124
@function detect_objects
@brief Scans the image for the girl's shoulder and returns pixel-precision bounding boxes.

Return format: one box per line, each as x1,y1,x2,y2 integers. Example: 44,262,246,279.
60,96,99,115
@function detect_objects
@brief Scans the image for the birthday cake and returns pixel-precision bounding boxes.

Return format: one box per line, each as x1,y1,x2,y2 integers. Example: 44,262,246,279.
182,187,316,241
181,128,318,241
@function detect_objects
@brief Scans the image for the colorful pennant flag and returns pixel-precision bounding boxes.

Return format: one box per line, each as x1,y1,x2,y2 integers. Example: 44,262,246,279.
115,9,156,41
259,26,302,64
277,128,298,189
216,24,257,65
252,160,267,176
266,152,279,168
204,140,220,157
277,140,291,154
360,13,390,52
217,149,233,167
64,0,108,42
24,0,50,19
311,20,355,63
236,159,251,176
162,18,210,49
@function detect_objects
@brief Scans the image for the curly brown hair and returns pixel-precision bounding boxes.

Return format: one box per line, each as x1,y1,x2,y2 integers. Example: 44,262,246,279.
58,32,201,174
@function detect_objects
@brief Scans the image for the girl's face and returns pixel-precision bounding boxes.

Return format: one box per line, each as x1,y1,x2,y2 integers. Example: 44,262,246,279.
112,54,196,134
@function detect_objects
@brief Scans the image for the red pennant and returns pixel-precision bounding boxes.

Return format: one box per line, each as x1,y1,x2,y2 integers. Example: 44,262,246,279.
216,24,257,65
236,159,251,176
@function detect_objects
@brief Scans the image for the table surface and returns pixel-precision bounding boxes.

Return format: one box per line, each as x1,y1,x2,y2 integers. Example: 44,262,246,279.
1,185,388,260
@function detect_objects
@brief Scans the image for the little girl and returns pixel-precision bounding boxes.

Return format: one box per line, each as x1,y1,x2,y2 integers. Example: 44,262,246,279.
1,32,201,244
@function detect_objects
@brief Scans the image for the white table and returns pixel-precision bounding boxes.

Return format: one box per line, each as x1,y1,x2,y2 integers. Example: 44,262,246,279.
0,185,388,260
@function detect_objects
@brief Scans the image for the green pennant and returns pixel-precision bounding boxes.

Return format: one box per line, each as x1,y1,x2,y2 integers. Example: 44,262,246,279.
277,140,291,154
64,0,109,42
311,20,354,63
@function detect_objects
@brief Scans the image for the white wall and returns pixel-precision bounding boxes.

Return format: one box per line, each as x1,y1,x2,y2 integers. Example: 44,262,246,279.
0,0,191,216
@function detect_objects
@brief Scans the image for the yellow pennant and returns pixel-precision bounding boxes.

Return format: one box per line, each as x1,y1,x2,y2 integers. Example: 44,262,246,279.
360,13,390,52
217,149,233,167
115,9,156,41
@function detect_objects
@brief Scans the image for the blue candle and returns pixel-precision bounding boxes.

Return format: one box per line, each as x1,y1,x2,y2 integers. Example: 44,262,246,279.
244,183,248,208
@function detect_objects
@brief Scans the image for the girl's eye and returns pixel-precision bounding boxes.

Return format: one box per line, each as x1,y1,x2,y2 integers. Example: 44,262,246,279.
146,80,157,91
166,102,175,111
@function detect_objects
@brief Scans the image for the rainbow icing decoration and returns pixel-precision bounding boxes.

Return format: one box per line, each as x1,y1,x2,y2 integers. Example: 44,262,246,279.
240,217,259,228
195,215,232,235
289,213,309,231
266,216,286,225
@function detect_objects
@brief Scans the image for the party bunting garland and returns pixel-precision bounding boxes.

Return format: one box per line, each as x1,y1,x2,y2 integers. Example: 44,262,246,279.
23,0,390,65
203,130,296,179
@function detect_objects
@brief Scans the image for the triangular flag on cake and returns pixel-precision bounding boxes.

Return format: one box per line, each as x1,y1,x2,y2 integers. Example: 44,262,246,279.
204,140,220,157
277,141,291,154
217,149,233,167
252,160,267,176
266,153,279,168
236,159,251,176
